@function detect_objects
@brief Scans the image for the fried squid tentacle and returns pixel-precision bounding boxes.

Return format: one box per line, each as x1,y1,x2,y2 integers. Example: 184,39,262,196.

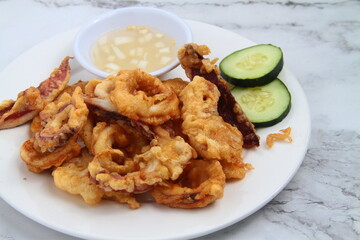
0,56,72,130
37,56,73,102
34,87,89,153
0,88,46,129
178,44,259,148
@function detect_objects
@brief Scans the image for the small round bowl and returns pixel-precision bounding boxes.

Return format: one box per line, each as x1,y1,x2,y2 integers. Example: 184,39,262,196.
73,7,193,78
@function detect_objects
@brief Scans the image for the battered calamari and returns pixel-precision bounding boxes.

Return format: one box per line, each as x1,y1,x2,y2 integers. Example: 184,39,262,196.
34,87,88,153
20,136,81,173
52,148,140,209
83,74,157,140
151,159,225,208
109,69,180,125
178,43,259,148
179,76,250,180
88,124,196,193
0,56,72,129
2,42,262,210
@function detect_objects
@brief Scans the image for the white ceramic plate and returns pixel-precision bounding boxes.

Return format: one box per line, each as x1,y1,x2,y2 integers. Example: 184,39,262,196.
0,20,310,240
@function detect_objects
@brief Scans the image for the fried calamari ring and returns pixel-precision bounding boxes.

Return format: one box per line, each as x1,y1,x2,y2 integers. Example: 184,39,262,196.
115,120,151,157
91,122,129,156
91,121,149,157
150,159,225,208
89,130,195,193
88,152,143,192
109,69,180,125
87,121,152,192
84,76,115,99
89,122,137,175
20,136,81,173
83,76,122,117
180,76,248,180
52,148,140,209
34,87,88,153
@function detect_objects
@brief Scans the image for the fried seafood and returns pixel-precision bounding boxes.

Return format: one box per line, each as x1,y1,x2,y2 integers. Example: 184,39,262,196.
32,83,86,139
30,115,42,134
116,119,151,156
78,114,95,150
178,43,259,148
86,118,150,157
34,87,88,153
62,80,88,95
83,76,119,114
88,124,195,193
0,57,72,130
4,42,264,209
84,70,180,126
90,137,195,193
53,148,103,204
84,76,116,99
83,75,157,140
151,159,225,208
109,69,180,125
180,76,249,180
91,122,130,156
0,87,45,130
20,136,81,173
84,97,157,141
87,122,148,184
37,56,73,102
52,148,140,209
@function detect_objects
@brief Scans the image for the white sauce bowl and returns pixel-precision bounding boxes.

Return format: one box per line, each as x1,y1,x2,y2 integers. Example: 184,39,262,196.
73,7,193,78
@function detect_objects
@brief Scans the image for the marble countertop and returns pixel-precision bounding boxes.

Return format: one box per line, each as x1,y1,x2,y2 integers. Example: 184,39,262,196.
0,0,359,239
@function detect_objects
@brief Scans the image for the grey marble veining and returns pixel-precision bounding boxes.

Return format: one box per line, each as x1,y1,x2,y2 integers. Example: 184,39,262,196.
0,0,359,240
263,130,360,240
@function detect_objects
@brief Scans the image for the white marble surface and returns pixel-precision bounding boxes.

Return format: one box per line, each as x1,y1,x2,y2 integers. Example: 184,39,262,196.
0,0,359,240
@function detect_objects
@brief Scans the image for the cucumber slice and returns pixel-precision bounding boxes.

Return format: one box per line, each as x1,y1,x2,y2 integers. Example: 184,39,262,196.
231,78,291,128
220,44,283,87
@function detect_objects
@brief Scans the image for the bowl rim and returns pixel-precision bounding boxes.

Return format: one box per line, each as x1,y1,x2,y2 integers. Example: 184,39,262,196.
73,6,193,78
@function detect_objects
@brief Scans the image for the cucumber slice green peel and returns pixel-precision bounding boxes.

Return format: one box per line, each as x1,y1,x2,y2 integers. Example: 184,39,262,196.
220,44,284,87
231,78,291,128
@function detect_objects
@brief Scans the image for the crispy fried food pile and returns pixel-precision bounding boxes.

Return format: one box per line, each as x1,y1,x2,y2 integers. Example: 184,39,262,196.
3,44,256,209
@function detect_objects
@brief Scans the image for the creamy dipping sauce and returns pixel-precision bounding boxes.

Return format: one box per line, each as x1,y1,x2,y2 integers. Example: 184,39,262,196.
91,25,177,74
